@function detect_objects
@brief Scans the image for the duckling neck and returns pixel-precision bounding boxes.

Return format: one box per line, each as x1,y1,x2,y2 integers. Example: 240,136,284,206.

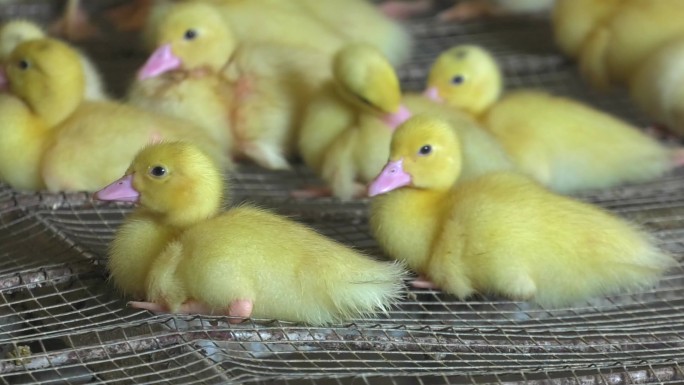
162,192,224,229
371,188,449,273
30,84,83,127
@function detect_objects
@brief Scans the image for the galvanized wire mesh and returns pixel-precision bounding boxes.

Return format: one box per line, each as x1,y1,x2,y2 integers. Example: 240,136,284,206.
0,3,683,384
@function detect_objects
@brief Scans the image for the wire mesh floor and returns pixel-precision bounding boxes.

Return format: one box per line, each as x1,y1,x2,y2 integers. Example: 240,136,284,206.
1,3,684,384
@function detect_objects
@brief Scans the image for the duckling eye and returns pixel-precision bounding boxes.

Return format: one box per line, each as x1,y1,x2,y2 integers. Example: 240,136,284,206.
17,59,29,70
149,166,167,177
451,75,465,85
184,29,198,40
418,145,432,156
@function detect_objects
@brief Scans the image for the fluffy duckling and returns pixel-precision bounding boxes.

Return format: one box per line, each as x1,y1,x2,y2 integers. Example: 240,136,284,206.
134,2,332,169
144,0,345,55
0,19,108,101
3,37,227,192
551,0,623,59
629,38,684,137
369,115,675,306
426,45,684,193
96,141,405,324
554,0,684,90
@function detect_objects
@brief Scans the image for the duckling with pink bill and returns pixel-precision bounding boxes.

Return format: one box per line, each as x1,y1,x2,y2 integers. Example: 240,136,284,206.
368,115,675,306
96,141,406,324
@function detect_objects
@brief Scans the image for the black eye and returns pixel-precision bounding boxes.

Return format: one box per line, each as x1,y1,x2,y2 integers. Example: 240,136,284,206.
419,145,432,155
149,166,167,177
184,29,197,40
18,59,29,70
455,50,467,59
451,75,465,85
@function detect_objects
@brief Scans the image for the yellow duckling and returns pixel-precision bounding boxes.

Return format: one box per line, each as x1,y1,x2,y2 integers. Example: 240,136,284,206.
551,0,623,59
0,19,108,100
3,37,227,192
426,45,684,193
297,42,412,199
629,38,684,137
554,0,684,90
135,2,331,169
369,115,675,306
298,43,512,200
144,0,345,56
96,141,406,324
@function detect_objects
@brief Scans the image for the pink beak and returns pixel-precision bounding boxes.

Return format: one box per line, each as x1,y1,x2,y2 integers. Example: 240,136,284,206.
95,174,140,202
368,159,412,197
137,44,182,80
382,105,412,130
423,87,442,102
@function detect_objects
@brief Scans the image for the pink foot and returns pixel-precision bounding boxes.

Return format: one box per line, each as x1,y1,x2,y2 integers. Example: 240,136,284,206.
378,0,433,19
129,299,254,323
410,276,440,289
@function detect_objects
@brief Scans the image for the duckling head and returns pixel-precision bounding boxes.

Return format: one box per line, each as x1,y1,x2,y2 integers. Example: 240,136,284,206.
368,115,462,196
0,20,45,61
6,38,85,126
138,2,237,80
425,45,502,117
95,142,225,228
333,43,411,129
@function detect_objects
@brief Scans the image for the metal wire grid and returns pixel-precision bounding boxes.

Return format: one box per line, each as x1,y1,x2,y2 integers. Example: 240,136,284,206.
0,5,682,385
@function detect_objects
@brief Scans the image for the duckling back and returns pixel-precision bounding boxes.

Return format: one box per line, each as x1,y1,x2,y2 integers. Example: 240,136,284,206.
169,206,405,324
482,90,681,192
437,172,675,306
41,101,228,192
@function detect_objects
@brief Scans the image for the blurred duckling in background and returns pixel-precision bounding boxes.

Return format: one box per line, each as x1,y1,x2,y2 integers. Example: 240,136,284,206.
2,38,227,192
552,0,684,90
369,115,675,306
0,19,108,100
289,0,413,66
96,141,406,324
629,38,684,138
551,0,622,60
426,45,684,193
143,0,412,65
128,2,235,156
134,2,332,169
